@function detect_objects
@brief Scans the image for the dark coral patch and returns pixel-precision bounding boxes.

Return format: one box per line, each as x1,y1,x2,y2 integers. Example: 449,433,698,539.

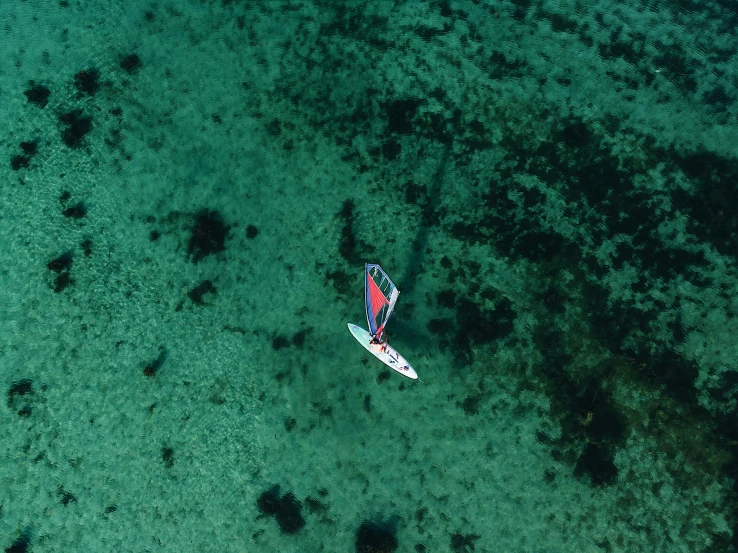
7,379,35,418
575,443,618,486
257,486,281,516
427,293,515,364
24,82,51,107
436,290,456,308
291,329,308,347
338,199,358,264
559,120,592,148
459,297,515,346
272,335,290,350
7,379,32,407
4,529,31,553
326,268,353,296
304,496,328,514
143,349,167,377
161,446,174,468
52,272,73,293
47,252,73,273
120,53,142,73
533,329,628,487
356,521,398,553
376,370,391,383
188,280,216,305
10,155,30,171
74,68,100,95
668,148,738,259
47,252,74,292
20,140,38,155
274,493,305,534
11,140,39,170
450,532,480,553
488,50,528,78
257,486,305,534
460,395,482,415
382,138,401,160
58,487,78,506
63,202,87,219
265,118,281,136
188,210,229,263
336,200,373,265
383,98,423,134
632,349,699,404
59,110,93,148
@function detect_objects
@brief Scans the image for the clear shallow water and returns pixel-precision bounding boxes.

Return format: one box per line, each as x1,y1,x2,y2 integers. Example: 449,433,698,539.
1,1,738,552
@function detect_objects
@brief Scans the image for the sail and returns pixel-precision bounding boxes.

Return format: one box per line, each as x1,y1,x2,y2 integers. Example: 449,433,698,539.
364,264,399,337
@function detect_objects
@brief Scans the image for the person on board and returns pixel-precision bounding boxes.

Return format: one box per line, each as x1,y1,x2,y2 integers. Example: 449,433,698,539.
369,331,388,352
369,331,386,345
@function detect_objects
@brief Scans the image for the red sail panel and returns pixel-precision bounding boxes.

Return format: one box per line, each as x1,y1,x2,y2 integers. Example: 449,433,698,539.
368,276,389,328
364,263,399,336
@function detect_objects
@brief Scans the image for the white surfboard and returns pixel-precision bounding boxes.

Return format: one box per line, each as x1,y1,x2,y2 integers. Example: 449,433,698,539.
348,324,418,379
347,264,418,380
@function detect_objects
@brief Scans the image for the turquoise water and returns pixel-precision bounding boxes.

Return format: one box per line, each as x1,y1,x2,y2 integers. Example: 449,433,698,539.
2,1,738,551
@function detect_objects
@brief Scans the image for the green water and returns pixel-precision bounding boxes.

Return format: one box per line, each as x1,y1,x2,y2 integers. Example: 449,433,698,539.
2,1,738,552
